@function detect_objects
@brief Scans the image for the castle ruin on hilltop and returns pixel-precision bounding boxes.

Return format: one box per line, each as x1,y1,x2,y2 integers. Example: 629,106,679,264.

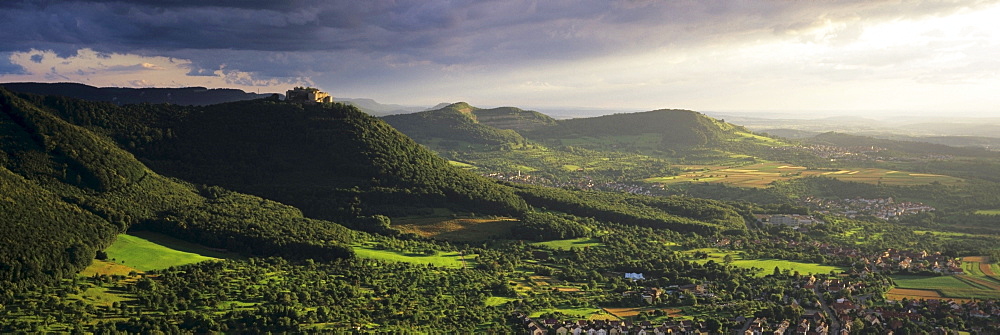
286,87,332,104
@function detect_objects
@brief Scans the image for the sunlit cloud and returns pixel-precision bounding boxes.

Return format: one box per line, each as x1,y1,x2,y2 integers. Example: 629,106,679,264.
2,48,303,89
0,1,998,114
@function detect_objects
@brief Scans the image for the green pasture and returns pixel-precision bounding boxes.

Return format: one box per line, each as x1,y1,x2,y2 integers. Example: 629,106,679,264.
532,237,605,250
529,307,617,320
104,232,231,271
892,275,1000,300
485,296,518,306
974,209,1000,215
351,245,470,268
686,248,845,277
732,131,791,146
447,160,477,169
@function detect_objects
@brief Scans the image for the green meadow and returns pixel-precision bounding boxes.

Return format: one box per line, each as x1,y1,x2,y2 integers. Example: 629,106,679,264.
532,237,605,250
687,248,845,277
103,232,233,271
351,245,470,268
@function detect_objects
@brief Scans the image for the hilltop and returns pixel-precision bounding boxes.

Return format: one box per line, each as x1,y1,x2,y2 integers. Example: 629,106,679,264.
0,82,275,106
381,102,550,147
0,89,355,285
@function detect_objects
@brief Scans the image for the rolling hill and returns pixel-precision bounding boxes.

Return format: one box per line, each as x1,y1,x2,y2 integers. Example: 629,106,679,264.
0,88,356,285
382,102,555,147
1,82,275,106
524,109,747,150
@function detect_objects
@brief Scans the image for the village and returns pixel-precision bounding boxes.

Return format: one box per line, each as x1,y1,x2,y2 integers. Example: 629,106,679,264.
800,197,935,220
520,269,999,335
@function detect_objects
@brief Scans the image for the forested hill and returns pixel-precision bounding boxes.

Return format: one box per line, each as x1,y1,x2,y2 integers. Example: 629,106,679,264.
11,93,530,222
524,109,737,149
0,82,274,106
0,89,355,286
382,102,554,147
808,132,1000,158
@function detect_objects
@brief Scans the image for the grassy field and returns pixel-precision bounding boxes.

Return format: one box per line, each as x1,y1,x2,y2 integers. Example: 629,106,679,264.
974,209,1000,215
531,237,605,250
647,162,963,188
103,232,233,271
79,259,141,277
686,248,845,277
529,307,619,321
351,245,470,268
484,296,518,307
891,274,1000,300
447,160,477,169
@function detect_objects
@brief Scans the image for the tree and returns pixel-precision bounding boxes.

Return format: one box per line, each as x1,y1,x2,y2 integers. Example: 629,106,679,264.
723,254,735,264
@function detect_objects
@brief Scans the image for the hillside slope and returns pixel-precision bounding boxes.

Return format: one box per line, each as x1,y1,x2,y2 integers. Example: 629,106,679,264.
1,82,274,106
525,109,736,149
382,102,554,147
808,132,1000,158
13,94,531,221
0,89,354,285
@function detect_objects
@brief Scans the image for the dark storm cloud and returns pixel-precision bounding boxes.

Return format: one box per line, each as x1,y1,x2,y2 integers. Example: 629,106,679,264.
2,0,997,83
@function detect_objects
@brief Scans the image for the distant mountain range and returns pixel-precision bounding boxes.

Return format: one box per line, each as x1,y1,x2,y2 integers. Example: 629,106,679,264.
0,82,275,106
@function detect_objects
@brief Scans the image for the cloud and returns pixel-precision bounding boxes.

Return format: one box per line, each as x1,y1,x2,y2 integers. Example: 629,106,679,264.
0,53,28,75
0,48,304,90
2,0,999,113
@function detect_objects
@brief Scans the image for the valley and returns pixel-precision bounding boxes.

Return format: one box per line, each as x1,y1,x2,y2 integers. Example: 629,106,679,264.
1,87,999,333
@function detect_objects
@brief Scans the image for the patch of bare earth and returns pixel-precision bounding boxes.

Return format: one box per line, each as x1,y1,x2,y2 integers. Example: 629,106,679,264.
394,217,518,242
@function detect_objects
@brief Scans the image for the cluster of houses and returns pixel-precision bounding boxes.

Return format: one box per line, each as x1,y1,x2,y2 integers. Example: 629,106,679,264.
744,317,834,335
799,144,886,162
746,286,1000,334
800,196,934,220
720,238,963,275
622,284,712,304
867,249,963,274
483,172,661,197
520,316,713,335
753,214,825,229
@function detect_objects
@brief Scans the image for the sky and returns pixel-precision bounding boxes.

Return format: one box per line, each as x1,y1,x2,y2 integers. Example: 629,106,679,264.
2,0,999,116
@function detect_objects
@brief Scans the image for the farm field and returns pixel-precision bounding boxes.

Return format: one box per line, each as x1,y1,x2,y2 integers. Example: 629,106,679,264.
686,248,845,277
891,274,1000,300
529,307,619,321
393,215,519,242
646,162,963,188
603,307,684,320
103,232,232,271
351,245,470,268
532,237,605,250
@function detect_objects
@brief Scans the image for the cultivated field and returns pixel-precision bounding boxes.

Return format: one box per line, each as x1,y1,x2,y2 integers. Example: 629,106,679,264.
393,214,518,242
529,307,619,320
647,162,963,188
886,288,947,301
603,307,684,319
79,260,141,277
891,274,1000,301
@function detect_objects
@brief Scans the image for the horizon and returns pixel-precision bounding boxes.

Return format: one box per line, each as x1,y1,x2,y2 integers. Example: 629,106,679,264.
2,1,999,116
